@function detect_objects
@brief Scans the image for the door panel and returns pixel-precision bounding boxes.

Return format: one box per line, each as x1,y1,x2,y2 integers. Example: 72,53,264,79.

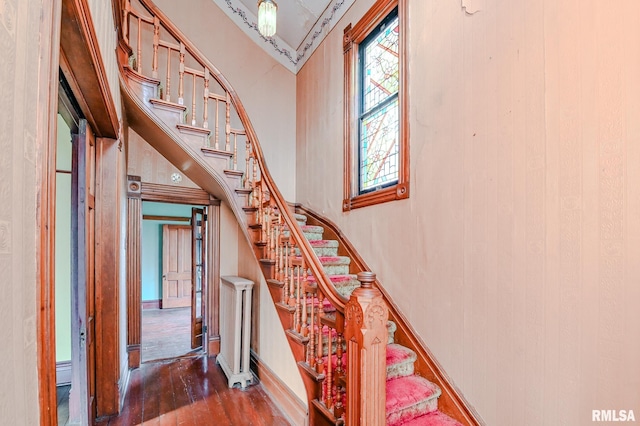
162,225,192,308
191,207,206,349
70,119,96,426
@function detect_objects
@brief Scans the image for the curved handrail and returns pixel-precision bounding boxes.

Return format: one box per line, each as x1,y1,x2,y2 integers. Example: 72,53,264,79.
125,0,346,312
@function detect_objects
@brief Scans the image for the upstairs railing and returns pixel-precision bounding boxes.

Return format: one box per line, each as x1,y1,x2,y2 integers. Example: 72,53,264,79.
120,0,388,423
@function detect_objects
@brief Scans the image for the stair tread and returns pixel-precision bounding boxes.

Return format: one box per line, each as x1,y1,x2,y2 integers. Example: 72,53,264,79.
387,344,417,380
307,239,339,247
398,410,463,426
386,376,441,419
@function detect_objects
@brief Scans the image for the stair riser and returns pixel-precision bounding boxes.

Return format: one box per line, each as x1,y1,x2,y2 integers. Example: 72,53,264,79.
387,361,415,380
387,398,439,426
295,246,339,257
321,264,350,275
150,105,184,128
303,231,323,240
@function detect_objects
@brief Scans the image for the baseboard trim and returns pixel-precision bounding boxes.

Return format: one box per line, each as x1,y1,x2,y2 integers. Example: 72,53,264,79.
127,344,141,369
56,360,72,386
250,350,308,426
208,335,220,355
142,299,162,309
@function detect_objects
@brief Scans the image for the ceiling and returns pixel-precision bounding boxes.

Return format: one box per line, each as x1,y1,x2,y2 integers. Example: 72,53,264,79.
212,0,356,73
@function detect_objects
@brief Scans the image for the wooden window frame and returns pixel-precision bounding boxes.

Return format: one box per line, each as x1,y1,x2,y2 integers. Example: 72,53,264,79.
343,0,408,211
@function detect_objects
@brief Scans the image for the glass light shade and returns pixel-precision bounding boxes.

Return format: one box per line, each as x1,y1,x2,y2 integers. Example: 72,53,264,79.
258,0,277,37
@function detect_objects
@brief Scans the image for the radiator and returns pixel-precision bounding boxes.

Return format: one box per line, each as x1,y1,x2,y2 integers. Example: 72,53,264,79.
217,276,254,388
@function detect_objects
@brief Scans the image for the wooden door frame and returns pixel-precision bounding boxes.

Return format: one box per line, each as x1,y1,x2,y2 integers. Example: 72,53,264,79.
38,0,121,424
126,178,221,369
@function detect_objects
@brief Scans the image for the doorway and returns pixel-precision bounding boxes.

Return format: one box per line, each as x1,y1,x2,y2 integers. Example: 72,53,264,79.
140,202,207,363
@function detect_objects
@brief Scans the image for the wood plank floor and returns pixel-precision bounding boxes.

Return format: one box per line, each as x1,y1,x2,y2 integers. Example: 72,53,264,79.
142,307,197,363
99,356,291,426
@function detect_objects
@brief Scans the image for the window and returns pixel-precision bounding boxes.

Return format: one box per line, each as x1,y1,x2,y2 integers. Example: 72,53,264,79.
343,0,408,211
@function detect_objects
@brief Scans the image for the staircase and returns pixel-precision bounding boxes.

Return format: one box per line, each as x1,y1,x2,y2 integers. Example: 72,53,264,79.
285,212,461,426
117,0,478,424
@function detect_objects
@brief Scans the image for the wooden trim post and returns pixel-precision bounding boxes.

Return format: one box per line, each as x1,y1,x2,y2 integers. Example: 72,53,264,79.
345,272,388,426
95,137,122,416
126,175,142,368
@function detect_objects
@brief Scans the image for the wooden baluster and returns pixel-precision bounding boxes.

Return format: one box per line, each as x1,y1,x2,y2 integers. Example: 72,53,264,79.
244,139,251,189
233,134,238,170
334,385,345,420
326,325,333,409
271,217,276,279
256,182,262,216
270,212,277,263
165,48,171,102
263,206,270,246
225,92,231,151
316,292,325,375
283,241,290,304
307,290,316,367
136,17,142,73
152,17,159,78
336,331,344,375
191,74,197,126
178,43,185,104
203,69,210,131
122,0,130,45
214,99,220,149
301,268,309,337
252,154,258,207
288,244,296,308
295,263,302,333
278,217,285,281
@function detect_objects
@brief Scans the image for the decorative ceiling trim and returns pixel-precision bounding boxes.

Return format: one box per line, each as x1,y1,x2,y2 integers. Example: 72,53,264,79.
212,0,355,73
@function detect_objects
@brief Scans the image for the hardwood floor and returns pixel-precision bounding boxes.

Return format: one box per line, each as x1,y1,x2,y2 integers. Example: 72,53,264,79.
142,307,197,363
99,356,291,426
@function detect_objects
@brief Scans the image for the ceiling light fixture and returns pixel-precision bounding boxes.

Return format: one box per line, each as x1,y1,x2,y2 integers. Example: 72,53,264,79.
257,0,277,37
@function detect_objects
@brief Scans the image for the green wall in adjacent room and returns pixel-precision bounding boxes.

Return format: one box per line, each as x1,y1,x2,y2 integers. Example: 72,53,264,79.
55,114,72,363
141,202,201,302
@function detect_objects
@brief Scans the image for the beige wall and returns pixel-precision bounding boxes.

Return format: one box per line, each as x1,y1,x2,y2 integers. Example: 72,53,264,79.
296,0,640,424
127,128,200,188
0,0,56,422
152,0,297,201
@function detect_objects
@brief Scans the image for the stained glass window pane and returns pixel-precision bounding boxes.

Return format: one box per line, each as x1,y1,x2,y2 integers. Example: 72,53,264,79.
359,97,399,192
362,16,399,113
358,9,399,194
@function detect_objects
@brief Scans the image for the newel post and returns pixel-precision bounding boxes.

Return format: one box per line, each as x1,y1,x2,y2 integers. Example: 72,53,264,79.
345,272,388,425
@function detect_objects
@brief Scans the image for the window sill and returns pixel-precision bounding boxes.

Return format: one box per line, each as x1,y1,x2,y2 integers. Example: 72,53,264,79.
343,182,409,211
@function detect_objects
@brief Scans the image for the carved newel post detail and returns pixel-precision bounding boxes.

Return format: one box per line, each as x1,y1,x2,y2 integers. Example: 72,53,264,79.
345,272,388,425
